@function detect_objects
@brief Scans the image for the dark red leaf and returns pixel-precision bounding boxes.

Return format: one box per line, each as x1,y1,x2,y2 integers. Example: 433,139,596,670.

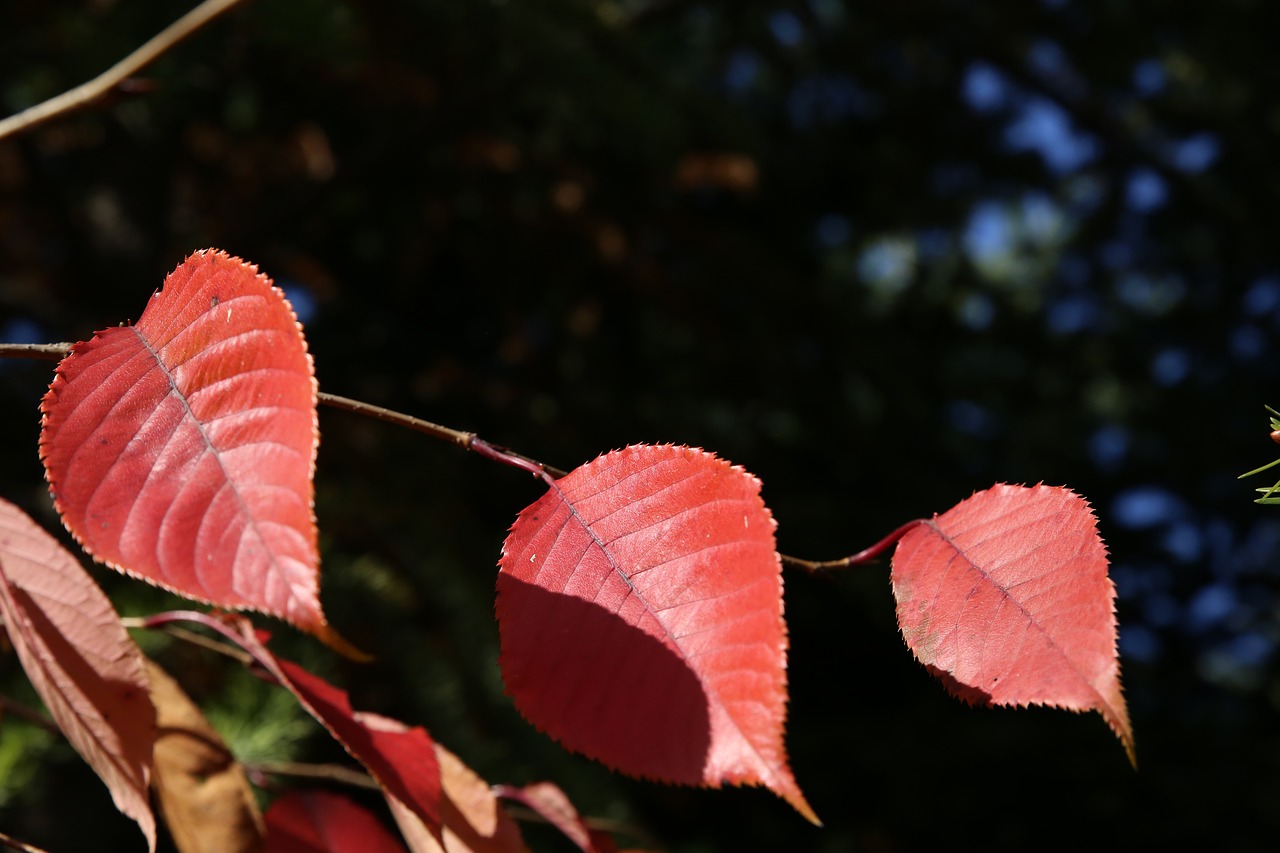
39,249,330,639
235,627,442,831
265,790,406,853
0,499,156,850
496,444,815,823
891,483,1135,764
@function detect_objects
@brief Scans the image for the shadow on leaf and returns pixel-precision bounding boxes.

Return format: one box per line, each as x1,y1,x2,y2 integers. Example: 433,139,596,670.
496,575,711,784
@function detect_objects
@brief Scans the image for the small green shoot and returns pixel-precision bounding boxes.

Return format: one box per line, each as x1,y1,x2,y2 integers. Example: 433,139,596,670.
1240,406,1280,504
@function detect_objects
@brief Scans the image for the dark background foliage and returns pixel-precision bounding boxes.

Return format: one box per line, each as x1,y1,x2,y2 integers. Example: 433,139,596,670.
2,0,1278,849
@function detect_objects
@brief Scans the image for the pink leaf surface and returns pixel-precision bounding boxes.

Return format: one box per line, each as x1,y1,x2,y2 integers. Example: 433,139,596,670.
0,499,156,850
387,744,527,853
39,249,327,636
265,790,406,853
235,627,442,831
891,483,1135,764
496,444,815,823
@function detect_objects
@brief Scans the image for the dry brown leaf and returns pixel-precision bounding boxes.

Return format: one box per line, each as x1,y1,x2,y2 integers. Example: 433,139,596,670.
147,660,265,853
388,744,526,853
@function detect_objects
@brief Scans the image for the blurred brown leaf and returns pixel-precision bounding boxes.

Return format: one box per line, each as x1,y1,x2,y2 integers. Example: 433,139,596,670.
673,152,757,193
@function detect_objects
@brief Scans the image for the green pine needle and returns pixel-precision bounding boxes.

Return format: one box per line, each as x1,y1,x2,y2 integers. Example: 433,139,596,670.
1242,405,1280,503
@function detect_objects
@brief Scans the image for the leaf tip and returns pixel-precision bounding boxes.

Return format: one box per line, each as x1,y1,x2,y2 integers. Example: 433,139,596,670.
1103,691,1137,770
786,789,822,827
311,621,375,662
1123,736,1138,770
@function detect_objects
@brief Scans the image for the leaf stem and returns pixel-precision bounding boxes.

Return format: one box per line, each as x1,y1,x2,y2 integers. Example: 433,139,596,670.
0,0,248,142
0,343,72,360
135,610,276,676
121,617,254,665
469,436,565,481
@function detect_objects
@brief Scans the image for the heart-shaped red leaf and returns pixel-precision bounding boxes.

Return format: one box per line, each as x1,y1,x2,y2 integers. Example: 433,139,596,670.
265,790,406,853
39,249,328,637
0,499,156,850
496,444,815,823
891,483,1134,764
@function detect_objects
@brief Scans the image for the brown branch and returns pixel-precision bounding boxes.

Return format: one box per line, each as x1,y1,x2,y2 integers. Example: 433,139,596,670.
779,553,861,573
0,0,248,142
1,340,899,568
317,392,567,479
0,343,72,360
316,392,474,453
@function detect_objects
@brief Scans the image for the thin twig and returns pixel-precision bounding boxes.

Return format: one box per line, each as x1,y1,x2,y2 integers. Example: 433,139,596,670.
0,343,566,475
0,695,61,735
246,760,380,790
137,610,277,676
121,617,255,665
317,392,568,478
0,343,71,360
316,392,474,452
0,340,896,568
0,0,248,142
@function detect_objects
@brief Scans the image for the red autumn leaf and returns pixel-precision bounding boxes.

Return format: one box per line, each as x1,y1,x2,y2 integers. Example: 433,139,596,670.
265,790,406,853
234,627,442,831
891,483,1135,764
38,249,330,639
0,498,156,851
496,444,816,823
386,744,526,853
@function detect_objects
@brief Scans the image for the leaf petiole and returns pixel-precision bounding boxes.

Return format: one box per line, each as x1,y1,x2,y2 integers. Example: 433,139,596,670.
134,610,279,679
